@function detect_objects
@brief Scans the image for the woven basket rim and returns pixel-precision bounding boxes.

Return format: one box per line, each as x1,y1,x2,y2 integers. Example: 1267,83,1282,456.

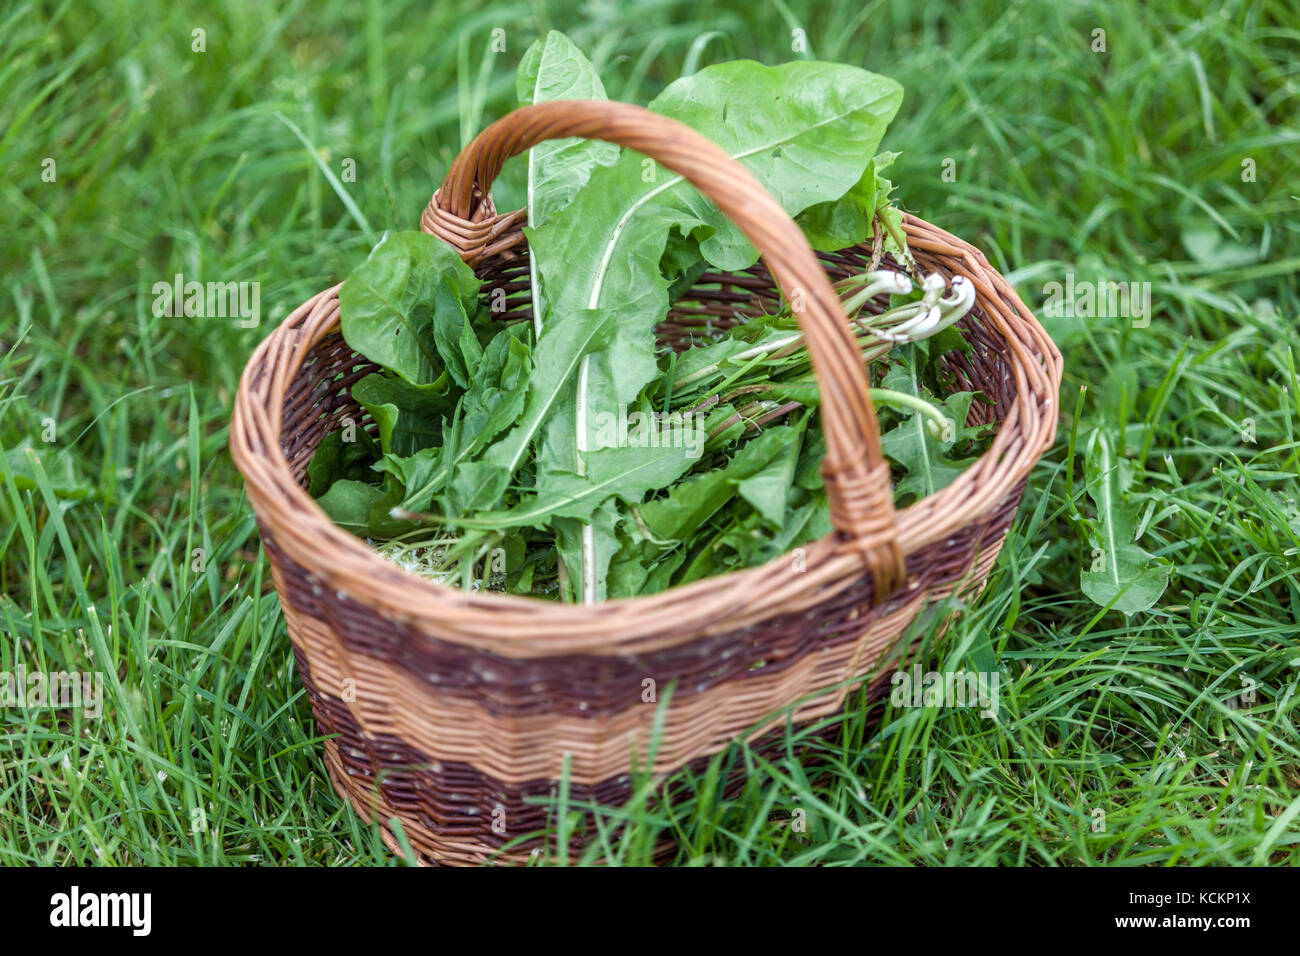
229,213,1061,656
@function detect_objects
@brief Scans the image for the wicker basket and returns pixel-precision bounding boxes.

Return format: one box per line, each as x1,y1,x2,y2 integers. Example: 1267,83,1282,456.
230,101,1061,864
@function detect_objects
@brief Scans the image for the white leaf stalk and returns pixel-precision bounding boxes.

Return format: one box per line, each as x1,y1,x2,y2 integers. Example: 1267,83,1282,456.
868,388,955,442
574,246,609,603
674,270,976,394
524,55,599,603
854,273,975,343
575,356,598,603
526,67,547,339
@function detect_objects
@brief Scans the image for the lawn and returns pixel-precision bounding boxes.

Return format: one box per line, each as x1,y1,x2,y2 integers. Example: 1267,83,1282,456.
1,0,1297,865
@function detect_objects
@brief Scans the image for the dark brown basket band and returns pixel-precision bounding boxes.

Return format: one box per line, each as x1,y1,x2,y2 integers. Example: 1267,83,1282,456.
262,480,1022,723
297,649,883,864
270,528,1009,787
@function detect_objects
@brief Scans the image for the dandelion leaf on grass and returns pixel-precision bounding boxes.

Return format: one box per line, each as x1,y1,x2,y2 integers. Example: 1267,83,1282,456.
1079,429,1171,615
2,441,91,500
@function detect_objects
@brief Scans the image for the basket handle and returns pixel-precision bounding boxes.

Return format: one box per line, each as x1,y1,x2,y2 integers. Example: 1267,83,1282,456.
426,100,906,598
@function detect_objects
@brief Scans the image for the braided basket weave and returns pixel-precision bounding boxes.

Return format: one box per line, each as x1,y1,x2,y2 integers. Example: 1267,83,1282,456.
230,101,1061,864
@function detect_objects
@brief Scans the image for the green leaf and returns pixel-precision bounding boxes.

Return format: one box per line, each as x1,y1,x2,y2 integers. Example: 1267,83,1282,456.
446,434,700,533
719,494,831,569
608,423,816,595
458,325,532,443
796,150,905,253
470,306,621,507
352,370,456,457
518,31,621,230
554,498,623,603
794,429,828,491
878,353,980,504
306,427,381,496
414,324,533,511
519,31,621,347
662,317,797,396
871,152,906,256
309,44,924,605
444,459,515,515
2,440,91,500
339,230,481,385
797,159,877,252
531,439,701,525
316,479,385,536
644,61,904,270
373,445,446,512
607,543,682,599
736,420,805,528
431,281,484,389
662,233,711,299
641,423,797,540
523,57,900,598
528,59,904,453
1079,429,1171,615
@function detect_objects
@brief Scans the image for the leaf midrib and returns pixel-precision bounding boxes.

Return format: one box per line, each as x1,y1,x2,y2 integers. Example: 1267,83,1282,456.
585,92,893,309
1096,435,1121,589
512,451,685,523
505,311,617,472
910,358,935,497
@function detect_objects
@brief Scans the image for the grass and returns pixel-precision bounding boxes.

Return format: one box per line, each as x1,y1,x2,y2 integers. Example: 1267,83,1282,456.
0,0,1297,865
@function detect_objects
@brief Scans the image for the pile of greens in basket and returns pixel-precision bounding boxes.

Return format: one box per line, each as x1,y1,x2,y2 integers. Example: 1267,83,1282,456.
307,32,994,603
